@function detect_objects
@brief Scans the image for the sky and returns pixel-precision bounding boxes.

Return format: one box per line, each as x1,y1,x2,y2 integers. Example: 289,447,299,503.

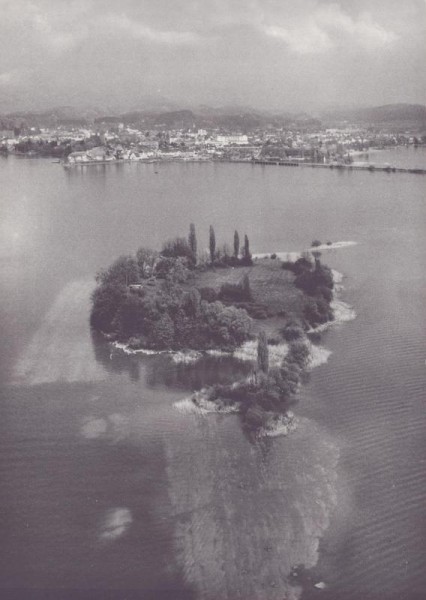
0,0,425,112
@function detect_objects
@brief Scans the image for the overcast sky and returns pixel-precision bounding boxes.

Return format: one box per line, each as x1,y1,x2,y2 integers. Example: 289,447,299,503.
0,0,425,112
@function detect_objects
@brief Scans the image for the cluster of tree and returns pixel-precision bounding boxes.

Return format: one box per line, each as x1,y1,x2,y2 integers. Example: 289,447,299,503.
90,249,253,351
160,224,254,267
160,224,253,267
198,277,268,320
11,135,107,158
282,254,334,327
13,139,70,158
194,332,310,433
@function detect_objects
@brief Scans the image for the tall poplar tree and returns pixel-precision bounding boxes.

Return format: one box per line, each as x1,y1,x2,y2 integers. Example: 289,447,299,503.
233,230,240,259
188,223,197,263
243,234,251,263
257,330,269,374
209,225,216,263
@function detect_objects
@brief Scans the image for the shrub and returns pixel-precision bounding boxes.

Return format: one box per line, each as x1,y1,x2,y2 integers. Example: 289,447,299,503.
304,296,333,326
281,260,296,272
295,259,334,296
183,288,201,317
287,340,310,368
199,301,252,348
311,240,322,247
282,256,312,275
219,275,252,303
198,287,218,303
281,323,304,341
270,253,277,259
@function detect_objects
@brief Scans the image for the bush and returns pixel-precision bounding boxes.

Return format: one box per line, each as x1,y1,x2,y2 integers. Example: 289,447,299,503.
287,340,310,368
219,274,252,303
267,336,282,346
295,259,334,296
304,296,333,326
199,301,252,348
198,287,218,302
282,256,312,275
270,253,277,259
311,240,322,247
281,323,305,341
281,260,296,272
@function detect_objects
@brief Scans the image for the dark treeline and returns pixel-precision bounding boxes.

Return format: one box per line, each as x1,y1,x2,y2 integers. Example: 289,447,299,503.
90,224,256,351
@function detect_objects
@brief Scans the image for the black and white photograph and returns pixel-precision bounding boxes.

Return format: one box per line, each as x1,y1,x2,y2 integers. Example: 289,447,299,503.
1,1,425,599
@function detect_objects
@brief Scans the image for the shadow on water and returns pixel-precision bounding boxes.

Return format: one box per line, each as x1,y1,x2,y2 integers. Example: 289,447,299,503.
90,330,141,382
146,354,253,390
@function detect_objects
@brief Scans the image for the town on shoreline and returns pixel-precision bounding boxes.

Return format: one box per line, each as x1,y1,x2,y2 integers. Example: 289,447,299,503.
1,105,425,170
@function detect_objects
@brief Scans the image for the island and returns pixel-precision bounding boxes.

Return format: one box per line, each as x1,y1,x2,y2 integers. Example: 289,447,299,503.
90,225,335,435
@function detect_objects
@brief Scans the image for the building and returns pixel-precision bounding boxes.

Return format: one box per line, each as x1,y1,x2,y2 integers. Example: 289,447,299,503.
214,134,249,146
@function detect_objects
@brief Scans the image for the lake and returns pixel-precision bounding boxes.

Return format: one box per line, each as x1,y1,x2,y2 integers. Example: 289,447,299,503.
1,149,425,599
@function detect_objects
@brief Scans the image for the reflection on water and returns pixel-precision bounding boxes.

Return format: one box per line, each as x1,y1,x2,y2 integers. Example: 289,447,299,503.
146,354,252,390
91,329,142,381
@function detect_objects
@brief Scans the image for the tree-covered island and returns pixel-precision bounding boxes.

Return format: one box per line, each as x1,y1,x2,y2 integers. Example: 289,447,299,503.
90,225,335,434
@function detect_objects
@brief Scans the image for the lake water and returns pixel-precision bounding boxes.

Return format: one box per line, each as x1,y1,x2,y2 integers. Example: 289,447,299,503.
1,149,425,599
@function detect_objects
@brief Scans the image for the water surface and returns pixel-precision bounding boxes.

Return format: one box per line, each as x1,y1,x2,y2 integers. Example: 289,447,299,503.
1,149,425,598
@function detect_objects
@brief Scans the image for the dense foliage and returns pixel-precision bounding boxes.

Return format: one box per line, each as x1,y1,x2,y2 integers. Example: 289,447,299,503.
194,338,310,431
91,252,252,351
282,255,334,326
91,229,337,437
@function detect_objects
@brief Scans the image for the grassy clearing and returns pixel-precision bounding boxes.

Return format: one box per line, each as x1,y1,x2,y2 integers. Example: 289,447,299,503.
191,258,306,325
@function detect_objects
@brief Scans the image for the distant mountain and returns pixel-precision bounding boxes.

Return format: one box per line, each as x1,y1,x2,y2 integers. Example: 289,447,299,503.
93,107,321,131
3,105,112,128
322,104,426,129
6,102,423,132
